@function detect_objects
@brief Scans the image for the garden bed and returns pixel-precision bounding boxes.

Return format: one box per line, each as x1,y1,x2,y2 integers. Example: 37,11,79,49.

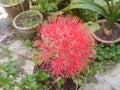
1,0,120,90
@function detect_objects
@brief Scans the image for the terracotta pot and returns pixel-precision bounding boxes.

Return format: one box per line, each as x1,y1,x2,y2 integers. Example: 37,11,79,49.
0,0,30,18
91,20,120,44
13,10,43,38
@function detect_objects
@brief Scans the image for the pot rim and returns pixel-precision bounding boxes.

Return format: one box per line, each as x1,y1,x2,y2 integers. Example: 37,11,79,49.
13,10,43,30
0,0,24,7
92,19,120,44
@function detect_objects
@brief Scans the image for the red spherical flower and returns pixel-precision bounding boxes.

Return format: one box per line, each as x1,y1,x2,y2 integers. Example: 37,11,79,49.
36,16,95,78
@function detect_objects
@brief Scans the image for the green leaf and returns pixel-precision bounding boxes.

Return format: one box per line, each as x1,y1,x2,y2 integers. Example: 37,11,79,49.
56,78,65,88
24,39,33,47
63,0,108,18
0,61,18,77
72,77,83,89
96,55,104,60
32,53,40,65
35,70,50,81
19,75,39,90
84,21,101,32
63,0,120,28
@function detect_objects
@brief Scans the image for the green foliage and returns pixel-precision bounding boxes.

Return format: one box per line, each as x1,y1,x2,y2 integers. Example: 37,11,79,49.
72,76,83,89
84,21,101,32
56,78,65,88
71,8,101,22
0,60,18,77
18,75,40,90
3,42,120,89
63,0,120,29
24,39,33,47
72,61,105,90
0,45,12,59
19,11,42,28
18,70,51,90
95,43,120,61
32,0,63,12
0,61,19,90
0,60,64,90
33,52,40,65
35,70,50,81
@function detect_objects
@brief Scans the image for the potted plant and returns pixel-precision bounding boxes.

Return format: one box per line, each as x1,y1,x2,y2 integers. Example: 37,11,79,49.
0,0,29,18
63,0,120,44
13,10,43,38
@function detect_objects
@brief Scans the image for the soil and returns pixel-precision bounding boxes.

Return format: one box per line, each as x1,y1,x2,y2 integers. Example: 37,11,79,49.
94,22,120,41
117,19,120,25
34,65,76,90
58,0,70,10
16,12,41,27
61,78,76,90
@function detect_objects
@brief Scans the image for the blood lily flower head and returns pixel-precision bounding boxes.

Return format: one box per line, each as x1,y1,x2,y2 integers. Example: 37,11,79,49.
36,16,95,78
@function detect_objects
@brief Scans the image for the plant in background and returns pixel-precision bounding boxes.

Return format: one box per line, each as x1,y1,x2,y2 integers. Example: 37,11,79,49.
72,60,105,90
35,16,95,78
18,75,41,90
0,45,13,60
0,61,19,90
32,0,63,13
13,10,43,38
18,70,64,90
0,61,55,90
71,9,101,22
24,39,33,47
15,11,42,28
63,0,120,36
95,43,120,62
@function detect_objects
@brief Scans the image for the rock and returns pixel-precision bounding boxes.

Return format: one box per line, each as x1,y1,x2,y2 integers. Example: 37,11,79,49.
21,59,35,74
9,40,35,59
0,88,3,90
0,32,14,44
0,6,35,90
0,57,9,64
0,6,8,19
82,63,120,90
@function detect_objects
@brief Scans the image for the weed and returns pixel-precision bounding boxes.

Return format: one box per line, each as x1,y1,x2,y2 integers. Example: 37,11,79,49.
0,45,12,60
72,61,106,90
0,61,19,90
32,0,62,13
24,39,33,47
0,60,64,90
18,12,42,28
95,43,120,62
